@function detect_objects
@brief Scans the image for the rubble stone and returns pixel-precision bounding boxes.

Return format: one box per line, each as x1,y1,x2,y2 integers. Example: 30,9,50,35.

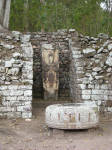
83,48,96,57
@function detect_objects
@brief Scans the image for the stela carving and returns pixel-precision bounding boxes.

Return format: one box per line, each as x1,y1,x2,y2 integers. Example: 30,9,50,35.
42,47,59,100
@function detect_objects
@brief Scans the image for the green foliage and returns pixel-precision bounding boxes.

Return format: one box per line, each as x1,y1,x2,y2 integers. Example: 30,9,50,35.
9,0,112,36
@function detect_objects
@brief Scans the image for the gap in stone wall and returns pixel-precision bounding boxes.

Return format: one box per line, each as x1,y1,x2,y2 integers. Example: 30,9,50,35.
31,32,72,100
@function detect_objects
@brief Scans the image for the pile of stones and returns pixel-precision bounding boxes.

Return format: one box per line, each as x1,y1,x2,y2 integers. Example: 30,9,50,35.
80,33,112,84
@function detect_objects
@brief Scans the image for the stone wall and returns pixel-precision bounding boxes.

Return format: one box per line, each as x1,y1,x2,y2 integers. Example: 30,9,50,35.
0,29,112,118
70,32,112,112
31,30,75,98
0,32,33,118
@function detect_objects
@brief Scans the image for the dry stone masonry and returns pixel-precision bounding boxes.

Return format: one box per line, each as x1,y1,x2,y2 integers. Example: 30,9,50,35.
0,32,33,118
0,29,112,118
70,32,112,113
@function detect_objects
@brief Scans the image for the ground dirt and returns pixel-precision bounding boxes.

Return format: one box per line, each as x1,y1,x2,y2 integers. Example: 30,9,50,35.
0,100,112,150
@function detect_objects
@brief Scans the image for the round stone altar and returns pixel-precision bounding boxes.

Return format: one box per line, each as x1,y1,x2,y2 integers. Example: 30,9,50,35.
45,101,99,129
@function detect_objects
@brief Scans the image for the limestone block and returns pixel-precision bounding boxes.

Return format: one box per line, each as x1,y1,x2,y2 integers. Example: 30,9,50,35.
71,47,80,51
82,90,91,95
72,51,81,55
42,44,53,50
12,31,21,41
92,90,104,95
5,61,13,68
100,84,109,90
73,54,83,59
22,70,33,80
97,47,104,54
91,94,108,101
22,112,32,118
92,72,97,76
109,51,112,57
20,34,31,43
22,79,33,85
83,48,96,57
2,101,20,107
95,76,103,80
106,57,112,66
7,68,20,76
107,107,112,112
0,86,8,90
3,44,15,49
1,90,11,96
18,85,32,90
82,77,90,84
95,84,100,89
107,67,112,72
5,96,17,101
0,107,15,112
79,84,86,89
69,29,76,32
93,67,102,72
24,90,32,96
108,44,112,51
21,43,33,58
23,61,33,70
82,94,91,100
17,105,32,112
103,49,108,53
17,96,32,101
88,84,94,89
26,72,33,80
9,90,23,96
8,85,18,90
103,40,111,47
76,70,84,74
98,33,109,39
107,90,112,95
13,52,21,58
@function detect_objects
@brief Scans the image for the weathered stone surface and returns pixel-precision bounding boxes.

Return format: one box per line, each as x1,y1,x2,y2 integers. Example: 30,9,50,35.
21,42,33,57
12,31,21,40
4,44,15,49
13,52,21,58
20,34,31,43
5,61,13,68
108,44,112,51
97,47,104,54
83,48,96,57
70,31,112,113
98,33,109,39
93,67,102,72
106,57,112,66
42,44,53,50
0,32,33,118
42,44,59,100
45,102,99,129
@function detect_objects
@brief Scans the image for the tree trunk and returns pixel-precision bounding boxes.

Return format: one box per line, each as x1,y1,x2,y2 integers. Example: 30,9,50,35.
24,0,29,31
0,0,11,30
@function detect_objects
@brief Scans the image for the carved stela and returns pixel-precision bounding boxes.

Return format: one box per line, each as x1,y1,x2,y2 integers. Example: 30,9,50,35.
42,44,59,100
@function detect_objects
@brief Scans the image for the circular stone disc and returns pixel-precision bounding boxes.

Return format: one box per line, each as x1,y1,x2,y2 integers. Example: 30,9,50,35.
45,102,99,129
